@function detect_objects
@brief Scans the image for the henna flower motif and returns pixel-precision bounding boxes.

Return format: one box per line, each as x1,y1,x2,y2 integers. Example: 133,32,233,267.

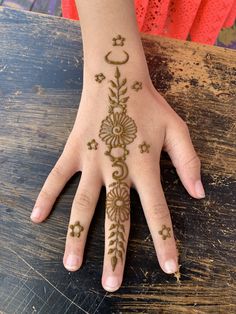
87,139,98,150
139,141,150,153
70,221,84,238
158,225,171,240
99,112,137,147
95,73,106,83
112,34,125,46
131,81,142,91
106,186,130,222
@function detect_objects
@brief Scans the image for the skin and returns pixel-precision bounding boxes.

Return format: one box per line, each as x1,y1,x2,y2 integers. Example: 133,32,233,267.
30,0,205,292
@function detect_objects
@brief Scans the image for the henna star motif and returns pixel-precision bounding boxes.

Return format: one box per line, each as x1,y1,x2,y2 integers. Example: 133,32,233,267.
112,34,125,46
70,221,84,238
87,139,98,150
158,225,171,240
95,73,106,83
139,141,150,153
131,81,142,91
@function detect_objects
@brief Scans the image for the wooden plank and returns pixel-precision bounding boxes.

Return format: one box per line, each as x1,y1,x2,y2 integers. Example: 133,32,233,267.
1,0,34,11
1,0,62,16
32,0,61,16
0,6,236,313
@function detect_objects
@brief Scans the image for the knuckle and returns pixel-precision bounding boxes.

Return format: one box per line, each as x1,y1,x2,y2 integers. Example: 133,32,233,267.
40,188,54,200
50,163,65,178
149,203,170,220
183,154,201,169
73,191,91,209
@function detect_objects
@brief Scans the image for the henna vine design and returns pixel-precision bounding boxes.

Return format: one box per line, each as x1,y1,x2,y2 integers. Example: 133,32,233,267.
99,35,137,271
158,225,171,240
70,221,84,238
95,73,106,83
139,141,150,153
131,81,142,91
112,34,125,46
87,139,98,150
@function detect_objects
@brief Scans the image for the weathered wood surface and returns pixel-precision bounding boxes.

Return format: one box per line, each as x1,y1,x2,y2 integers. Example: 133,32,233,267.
0,6,235,314
1,0,62,15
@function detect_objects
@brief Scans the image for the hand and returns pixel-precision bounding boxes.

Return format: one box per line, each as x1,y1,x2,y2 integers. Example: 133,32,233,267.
30,39,204,292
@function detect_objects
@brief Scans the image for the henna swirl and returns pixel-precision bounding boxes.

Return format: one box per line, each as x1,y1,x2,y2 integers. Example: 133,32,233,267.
112,159,128,181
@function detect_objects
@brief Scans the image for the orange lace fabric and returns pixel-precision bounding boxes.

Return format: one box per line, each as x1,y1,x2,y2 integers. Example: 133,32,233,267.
61,0,236,45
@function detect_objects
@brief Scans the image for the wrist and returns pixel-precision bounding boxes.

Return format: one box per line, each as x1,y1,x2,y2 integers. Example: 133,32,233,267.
82,38,151,88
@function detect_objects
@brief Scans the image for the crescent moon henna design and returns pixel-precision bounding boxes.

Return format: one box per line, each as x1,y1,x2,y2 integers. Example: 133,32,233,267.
99,35,140,271
105,51,129,65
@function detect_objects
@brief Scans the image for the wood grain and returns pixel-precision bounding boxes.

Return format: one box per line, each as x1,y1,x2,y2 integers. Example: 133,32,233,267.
0,6,235,314
1,0,62,16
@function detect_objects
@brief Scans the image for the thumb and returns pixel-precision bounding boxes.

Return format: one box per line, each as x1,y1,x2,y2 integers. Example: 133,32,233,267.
164,120,205,199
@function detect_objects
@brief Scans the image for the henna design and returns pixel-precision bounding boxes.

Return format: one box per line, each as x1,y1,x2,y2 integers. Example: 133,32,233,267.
108,222,126,271
99,112,137,146
131,81,142,91
158,225,171,240
105,51,129,65
95,73,106,83
139,141,150,153
99,36,137,271
106,186,130,222
87,139,98,150
70,221,84,238
112,34,125,46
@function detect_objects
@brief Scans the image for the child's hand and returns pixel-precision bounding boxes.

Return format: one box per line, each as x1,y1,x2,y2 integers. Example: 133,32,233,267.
31,55,204,291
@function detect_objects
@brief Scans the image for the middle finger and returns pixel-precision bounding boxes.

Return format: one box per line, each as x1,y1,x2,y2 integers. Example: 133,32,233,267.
102,181,131,292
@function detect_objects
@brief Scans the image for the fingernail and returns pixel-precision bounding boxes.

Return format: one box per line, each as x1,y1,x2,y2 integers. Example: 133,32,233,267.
195,180,205,198
30,207,41,220
65,254,80,270
104,276,119,291
164,259,178,274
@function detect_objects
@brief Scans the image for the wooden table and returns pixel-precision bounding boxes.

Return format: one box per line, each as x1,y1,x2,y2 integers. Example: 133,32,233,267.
0,7,235,314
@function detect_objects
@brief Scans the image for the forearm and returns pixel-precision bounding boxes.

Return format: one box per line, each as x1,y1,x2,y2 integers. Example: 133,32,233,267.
75,0,150,82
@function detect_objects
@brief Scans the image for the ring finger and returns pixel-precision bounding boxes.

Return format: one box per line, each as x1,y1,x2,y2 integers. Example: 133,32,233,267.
133,167,179,274
63,166,102,271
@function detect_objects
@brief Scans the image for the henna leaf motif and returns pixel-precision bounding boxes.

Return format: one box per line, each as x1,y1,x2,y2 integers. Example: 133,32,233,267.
111,256,118,271
109,224,116,230
109,96,116,105
110,80,117,88
109,88,116,98
120,96,129,103
119,232,125,241
109,231,115,238
120,88,127,95
109,240,115,246
115,67,120,79
119,224,125,232
120,78,127,87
